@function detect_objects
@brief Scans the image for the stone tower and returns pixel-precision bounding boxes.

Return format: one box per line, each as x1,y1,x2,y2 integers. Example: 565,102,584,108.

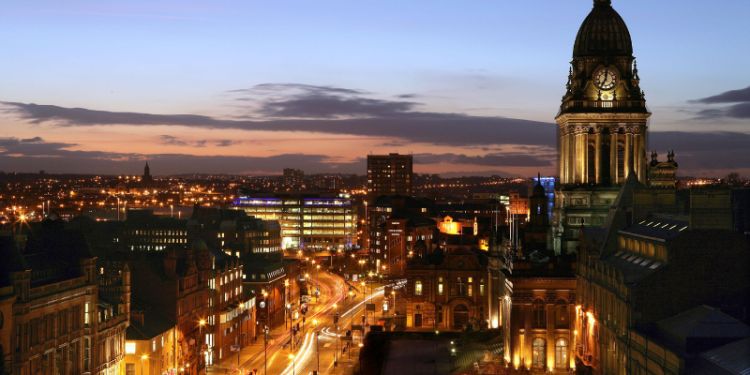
554,0,649,254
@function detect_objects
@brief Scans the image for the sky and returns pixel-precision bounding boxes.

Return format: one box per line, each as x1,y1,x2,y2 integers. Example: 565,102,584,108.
1,0,749,177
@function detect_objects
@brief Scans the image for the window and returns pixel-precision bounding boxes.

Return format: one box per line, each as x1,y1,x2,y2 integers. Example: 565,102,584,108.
437,277,444,296
456,277,466,296
533,300,546,328
125,342,136,354
555,338,569,369
467,277,473,297
479,279,485,297
84,302,90,326
532,338,546,368
84,337,91,371
555,301,569,328
126,364,135,375
414,281,423,296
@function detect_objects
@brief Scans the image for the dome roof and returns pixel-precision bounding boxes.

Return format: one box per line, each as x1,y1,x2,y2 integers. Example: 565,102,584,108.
573,0,633,58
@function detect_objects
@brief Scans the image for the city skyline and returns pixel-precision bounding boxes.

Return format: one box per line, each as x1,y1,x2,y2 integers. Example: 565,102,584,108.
2,0,749,177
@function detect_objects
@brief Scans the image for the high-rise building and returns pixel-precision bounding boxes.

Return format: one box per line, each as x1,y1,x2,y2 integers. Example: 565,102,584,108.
367,153,413,199
282,168,305,190
553,0,651,254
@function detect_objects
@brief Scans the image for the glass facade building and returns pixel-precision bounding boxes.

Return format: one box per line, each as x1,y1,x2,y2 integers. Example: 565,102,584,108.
233,193,357,250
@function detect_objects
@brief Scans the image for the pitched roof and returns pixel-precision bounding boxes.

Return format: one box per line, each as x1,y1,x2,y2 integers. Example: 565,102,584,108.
620,217,689,241
699,337,750,375
656,305,750,345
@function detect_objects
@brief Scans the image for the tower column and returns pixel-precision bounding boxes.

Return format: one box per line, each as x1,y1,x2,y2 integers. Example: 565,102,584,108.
610,132,618,183
625,132,633,177
578,131,585,184
569,131,576,183
595,129,602,184
560,127,568,184
583,131,589,184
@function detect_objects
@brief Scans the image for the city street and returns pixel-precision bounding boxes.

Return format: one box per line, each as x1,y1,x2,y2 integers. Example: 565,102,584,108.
208,270,390,375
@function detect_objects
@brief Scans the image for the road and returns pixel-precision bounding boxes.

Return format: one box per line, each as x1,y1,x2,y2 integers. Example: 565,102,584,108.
208,271,393,375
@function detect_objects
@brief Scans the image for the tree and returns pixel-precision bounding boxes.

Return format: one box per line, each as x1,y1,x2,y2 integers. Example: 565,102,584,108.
725,172,741,186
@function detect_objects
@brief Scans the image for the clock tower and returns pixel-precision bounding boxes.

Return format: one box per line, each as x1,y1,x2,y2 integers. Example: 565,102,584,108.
554,0,649,254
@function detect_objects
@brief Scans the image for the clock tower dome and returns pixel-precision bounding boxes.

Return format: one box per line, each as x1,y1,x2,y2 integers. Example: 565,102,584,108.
554,0,649,254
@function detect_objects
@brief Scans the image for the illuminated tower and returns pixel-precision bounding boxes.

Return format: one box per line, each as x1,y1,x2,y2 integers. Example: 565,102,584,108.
554,0,649,254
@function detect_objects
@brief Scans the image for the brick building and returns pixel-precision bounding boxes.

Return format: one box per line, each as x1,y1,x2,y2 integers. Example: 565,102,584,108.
0,220,130,375
401,248,490,331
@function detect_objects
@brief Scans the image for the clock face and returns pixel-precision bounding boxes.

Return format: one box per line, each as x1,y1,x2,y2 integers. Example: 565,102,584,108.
594,67,617,90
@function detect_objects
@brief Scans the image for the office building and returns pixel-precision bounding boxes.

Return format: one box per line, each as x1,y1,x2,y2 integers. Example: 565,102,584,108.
367,153,413,199
233,192,356,251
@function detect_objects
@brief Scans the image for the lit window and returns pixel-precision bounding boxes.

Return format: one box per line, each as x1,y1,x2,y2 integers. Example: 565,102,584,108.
84,302,90,325
555,338,568,369
532,338,546,368
415,281,423,296
125,342,136,354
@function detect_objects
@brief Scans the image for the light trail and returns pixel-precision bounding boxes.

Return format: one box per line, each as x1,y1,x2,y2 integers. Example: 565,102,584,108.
340,279,406,318
280,332,314,375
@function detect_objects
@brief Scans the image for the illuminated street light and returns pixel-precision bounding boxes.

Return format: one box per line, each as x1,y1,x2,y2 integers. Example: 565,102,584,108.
288,353,296,375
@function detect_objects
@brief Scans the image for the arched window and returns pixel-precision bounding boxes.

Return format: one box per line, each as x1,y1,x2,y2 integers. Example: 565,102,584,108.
414,280,423,296
555,338,569,369
532,338,546,368
533,300,546,328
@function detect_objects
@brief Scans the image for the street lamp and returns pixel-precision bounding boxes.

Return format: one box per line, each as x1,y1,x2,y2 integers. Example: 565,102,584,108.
260,289,270,375
264,325,270,375
313,318,320,373
284,279,290,329
333,303,340,367
197,318,206,372
360,280,367,326
391,290,397,317
288,353,296,375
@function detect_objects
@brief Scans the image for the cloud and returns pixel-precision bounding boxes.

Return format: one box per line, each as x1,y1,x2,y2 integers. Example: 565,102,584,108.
1,130,748,177
2,82,749,176
258,95,417,119
238,83,367,96
691,86,750,119
649,131,750,171
159,135,191,146
214,139,238,147
694,86,750,104
158,135,238,148
414,152,552,167
0,136,363,175
232,83,417,119
1,100,555,147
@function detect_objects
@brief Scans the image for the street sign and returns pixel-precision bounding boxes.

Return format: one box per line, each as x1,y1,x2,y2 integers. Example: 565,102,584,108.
366,303,376,311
